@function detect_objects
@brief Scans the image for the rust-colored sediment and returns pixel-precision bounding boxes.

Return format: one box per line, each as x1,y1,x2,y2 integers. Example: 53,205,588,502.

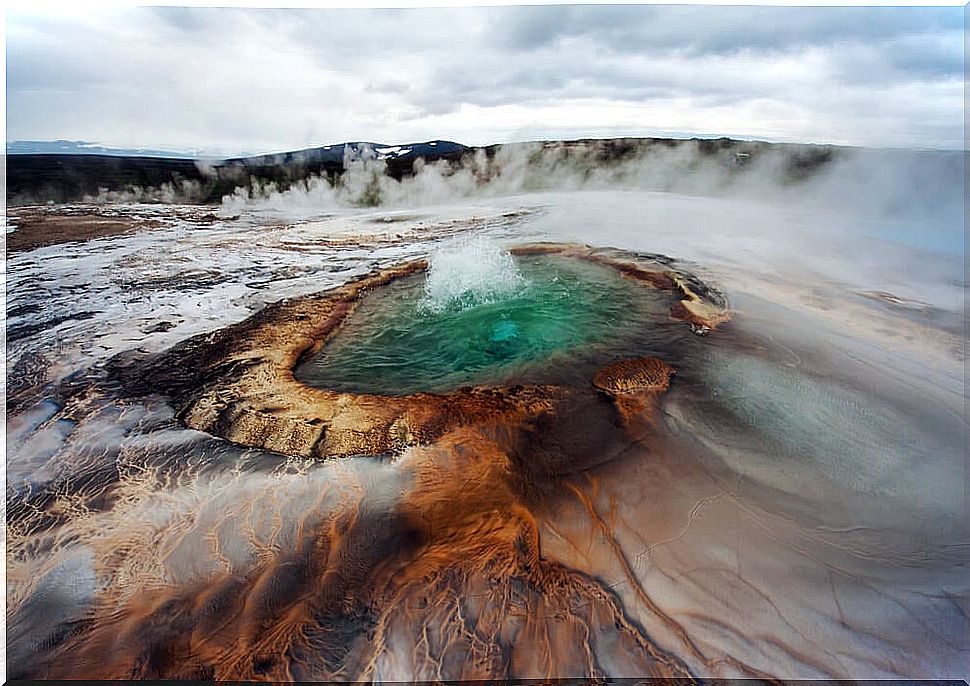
593,356,675,395
32,428,696,681
116,242,728,458
591,356,676,425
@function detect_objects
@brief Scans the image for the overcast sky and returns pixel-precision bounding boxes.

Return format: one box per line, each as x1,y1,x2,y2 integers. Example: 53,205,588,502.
6,5,965,155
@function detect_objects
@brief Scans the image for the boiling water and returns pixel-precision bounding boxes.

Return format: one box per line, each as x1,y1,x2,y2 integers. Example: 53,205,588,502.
296,250,683,395
422,235,525,310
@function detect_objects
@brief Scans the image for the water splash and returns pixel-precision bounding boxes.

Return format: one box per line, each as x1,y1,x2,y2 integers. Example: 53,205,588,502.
422,236,524,312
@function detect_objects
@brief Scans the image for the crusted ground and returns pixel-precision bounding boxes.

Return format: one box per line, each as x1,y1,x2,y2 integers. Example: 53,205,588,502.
108,242,729,458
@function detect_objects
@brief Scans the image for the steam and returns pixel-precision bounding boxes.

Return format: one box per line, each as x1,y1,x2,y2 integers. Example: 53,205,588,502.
220,140,965,228
422,235,524,312
81,179,206,204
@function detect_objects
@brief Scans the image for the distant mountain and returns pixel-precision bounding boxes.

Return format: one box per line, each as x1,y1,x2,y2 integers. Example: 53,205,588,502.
224,140,468,166
5,139,469,163
6,140,209,159
5,140,472,204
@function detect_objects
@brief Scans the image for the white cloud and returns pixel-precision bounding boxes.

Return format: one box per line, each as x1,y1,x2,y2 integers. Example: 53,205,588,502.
5,5,964,154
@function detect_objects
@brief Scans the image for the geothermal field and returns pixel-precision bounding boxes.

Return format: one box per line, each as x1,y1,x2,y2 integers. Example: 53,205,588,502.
4,140,968,680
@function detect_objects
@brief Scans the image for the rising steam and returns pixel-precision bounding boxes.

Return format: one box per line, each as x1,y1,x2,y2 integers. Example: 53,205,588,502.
220,140,964,227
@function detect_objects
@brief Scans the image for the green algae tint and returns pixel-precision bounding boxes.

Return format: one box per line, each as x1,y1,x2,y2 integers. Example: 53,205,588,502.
295,254,686,395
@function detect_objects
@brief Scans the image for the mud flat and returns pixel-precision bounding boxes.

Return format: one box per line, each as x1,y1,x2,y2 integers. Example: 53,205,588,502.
5,204,227,253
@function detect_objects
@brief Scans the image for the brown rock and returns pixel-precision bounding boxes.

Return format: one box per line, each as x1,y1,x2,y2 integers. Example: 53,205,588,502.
592,356,674,396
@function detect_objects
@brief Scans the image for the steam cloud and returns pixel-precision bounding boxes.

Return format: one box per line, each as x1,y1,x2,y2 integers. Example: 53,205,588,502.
220,140,964,226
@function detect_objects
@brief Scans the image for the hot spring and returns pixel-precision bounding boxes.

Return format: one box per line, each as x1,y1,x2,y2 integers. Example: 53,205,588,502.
6,188,966,682
295,240,691,395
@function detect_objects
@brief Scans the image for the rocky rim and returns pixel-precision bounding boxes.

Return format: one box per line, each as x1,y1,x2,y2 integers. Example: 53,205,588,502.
107,242,730,458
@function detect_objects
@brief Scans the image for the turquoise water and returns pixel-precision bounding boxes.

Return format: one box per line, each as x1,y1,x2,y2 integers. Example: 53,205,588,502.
296,255,683,395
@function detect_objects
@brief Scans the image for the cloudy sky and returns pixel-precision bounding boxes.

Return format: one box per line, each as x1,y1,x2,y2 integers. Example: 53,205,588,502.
6,5,965,155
